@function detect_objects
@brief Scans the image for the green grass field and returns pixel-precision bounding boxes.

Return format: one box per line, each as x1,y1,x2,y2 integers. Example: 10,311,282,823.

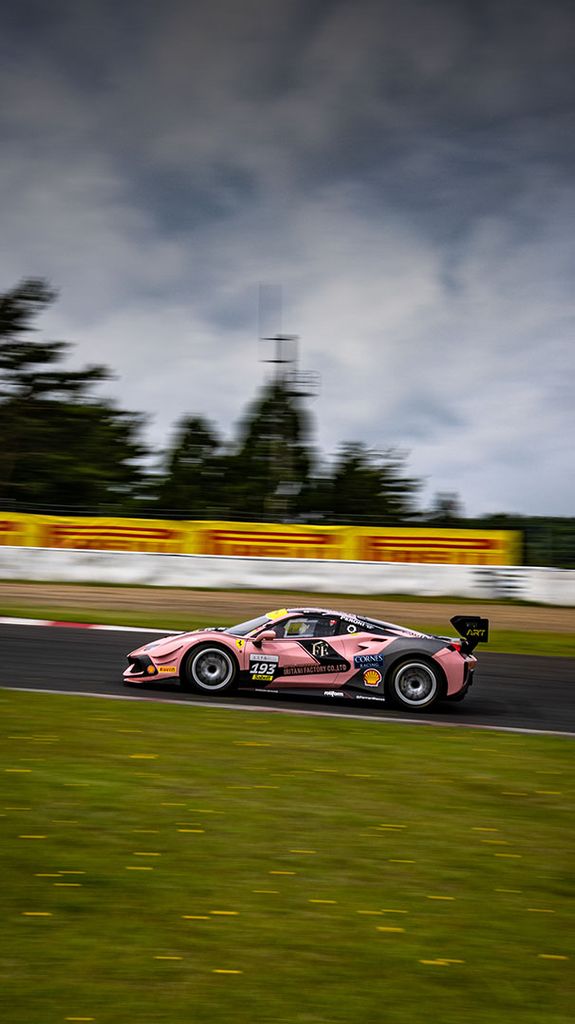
1,689,573,1024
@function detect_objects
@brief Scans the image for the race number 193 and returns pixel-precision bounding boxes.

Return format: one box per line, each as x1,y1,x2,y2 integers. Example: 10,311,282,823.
249,654,279,681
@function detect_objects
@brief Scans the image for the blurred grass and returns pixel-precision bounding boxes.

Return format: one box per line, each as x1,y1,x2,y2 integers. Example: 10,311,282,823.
0,579,559,606
2,603,575,656
1,689,574,1024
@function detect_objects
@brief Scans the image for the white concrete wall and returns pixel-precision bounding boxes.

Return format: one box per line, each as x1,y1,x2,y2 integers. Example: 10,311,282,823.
1,545,574,605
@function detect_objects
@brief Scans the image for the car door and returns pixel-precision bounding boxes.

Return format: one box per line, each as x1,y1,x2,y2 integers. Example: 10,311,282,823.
245,614,350,689
337,631,393,691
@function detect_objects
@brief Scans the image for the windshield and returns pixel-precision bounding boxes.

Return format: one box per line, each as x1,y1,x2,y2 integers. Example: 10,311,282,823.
227,614,271,636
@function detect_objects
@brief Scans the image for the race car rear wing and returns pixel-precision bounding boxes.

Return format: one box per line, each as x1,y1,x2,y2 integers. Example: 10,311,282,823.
450,616,490,654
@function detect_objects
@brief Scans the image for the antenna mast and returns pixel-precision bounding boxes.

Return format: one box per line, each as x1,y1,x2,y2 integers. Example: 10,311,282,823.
258,284,319,397
256,284,320,519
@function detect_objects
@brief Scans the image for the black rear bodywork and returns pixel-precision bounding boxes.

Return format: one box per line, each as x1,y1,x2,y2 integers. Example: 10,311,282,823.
450,616,490,654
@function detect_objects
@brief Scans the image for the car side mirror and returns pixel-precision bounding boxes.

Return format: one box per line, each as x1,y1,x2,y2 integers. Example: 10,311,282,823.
253,629,277,647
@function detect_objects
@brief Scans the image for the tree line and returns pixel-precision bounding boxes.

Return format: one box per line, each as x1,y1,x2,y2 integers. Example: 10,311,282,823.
0,277,424,521
1,278,573,566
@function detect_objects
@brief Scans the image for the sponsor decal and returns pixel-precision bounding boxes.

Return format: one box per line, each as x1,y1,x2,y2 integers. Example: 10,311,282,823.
298,639,350,668
158,666,177,674
249,654,279,682
266,608,288,621
282,662,348,676
363,668,382,686
354,653,386,668
340,613,393,636
451,615,489,643
235,638,246,650
340,613,392,635
0,517,30,545
202,527,341,560
340,613,373,631
323,690,346,698
357,528,519,566
356,695,386,701
42,521,184,553
311,640,331,659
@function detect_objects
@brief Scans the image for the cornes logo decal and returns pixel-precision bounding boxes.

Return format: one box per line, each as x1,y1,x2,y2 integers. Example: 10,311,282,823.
354,653,386,668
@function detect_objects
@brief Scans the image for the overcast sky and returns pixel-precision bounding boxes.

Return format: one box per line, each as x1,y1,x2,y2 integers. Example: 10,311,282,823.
1,0,574,516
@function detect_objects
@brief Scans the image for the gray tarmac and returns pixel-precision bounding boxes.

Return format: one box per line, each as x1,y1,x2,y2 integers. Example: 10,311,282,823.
0,623,574,734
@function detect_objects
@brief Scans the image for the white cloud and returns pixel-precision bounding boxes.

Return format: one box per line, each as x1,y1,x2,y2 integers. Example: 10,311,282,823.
1,0,574,516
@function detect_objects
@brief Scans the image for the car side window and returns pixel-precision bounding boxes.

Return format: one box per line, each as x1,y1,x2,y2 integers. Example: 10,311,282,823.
315,616,340,637
274,616,339,639
280,617,318,638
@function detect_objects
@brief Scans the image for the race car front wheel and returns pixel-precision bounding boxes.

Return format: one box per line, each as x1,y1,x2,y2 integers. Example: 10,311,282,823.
386,659,443,711
183,644,237,695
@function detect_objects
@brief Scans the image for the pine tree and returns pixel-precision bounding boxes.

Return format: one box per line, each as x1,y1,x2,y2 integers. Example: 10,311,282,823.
0,278,147,509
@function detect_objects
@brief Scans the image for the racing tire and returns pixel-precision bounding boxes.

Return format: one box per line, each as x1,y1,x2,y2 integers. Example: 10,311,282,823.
182,643,238,695
385,658,445,711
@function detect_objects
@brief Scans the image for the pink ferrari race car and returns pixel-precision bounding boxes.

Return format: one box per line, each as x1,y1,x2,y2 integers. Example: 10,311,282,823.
123,607,488,711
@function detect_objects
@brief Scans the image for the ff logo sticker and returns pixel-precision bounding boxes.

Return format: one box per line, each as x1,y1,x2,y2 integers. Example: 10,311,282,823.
311,640,331,659
249,654,279,683
363,668,382,686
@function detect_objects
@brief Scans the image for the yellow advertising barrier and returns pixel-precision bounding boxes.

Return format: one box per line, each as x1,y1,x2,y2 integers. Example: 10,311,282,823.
352,527,521,566
0,512,38,547
194,520,350,560
0,512,520,565
36,516,194,554
0,513,195,554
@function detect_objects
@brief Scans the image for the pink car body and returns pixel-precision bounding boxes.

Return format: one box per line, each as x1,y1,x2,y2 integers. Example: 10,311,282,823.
123,607,488,711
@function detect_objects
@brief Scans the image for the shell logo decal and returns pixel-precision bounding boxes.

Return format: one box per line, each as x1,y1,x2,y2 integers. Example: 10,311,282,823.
363,668,382,687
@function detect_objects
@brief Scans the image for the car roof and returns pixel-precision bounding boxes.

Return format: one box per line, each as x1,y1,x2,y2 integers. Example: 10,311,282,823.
285,607,361,614
279,607,399,630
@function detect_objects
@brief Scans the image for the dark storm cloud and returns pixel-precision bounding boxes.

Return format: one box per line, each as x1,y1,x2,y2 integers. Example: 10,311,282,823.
1,0,574,513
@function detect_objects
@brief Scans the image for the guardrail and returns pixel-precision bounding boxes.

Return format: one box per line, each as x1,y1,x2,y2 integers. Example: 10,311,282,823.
0,546,573,605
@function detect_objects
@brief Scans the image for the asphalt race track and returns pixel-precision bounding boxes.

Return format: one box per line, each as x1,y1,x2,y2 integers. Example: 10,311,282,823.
0,623,574,734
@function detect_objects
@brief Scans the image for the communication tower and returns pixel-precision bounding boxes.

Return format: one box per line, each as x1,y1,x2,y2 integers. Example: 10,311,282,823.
257,285,320,517
258,284,320,398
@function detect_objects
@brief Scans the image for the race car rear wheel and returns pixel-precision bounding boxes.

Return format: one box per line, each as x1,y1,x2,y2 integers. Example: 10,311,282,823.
386,658,444,711
183,644,237,695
